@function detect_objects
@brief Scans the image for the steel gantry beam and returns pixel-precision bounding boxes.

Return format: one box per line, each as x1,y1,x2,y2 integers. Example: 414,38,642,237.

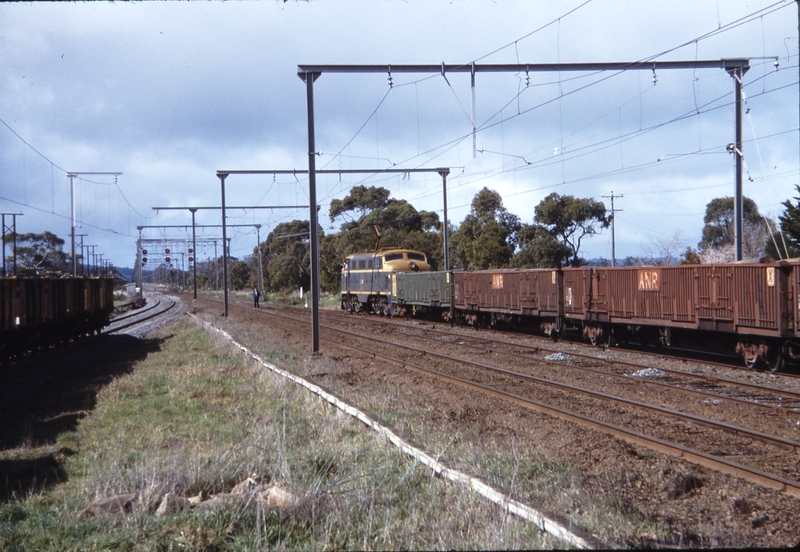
216,167,451,353
298,58,752,283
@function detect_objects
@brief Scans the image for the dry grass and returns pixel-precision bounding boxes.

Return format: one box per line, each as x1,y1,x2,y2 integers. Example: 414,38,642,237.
216,314,662,548
0,319,556,550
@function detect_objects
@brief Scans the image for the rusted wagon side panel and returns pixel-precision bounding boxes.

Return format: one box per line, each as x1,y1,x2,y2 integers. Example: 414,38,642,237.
456,270,522,312
593,266,697,326
452,270,473,310
792,263,800,337
657,267,696,324
586,264,787,336
453,270,482,311
1,277,115,361
519,269,561,316
695,265,736,331
729,264,787,336
562,267,590,318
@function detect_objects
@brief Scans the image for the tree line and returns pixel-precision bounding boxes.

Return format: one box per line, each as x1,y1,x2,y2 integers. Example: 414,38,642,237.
7,184,800,293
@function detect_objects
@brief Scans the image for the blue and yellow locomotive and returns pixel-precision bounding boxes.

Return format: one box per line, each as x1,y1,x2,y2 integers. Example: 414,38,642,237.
341,248,430,315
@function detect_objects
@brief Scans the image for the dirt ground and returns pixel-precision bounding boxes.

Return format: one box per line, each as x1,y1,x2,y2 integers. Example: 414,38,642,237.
3,291,799,548
195,296,800,548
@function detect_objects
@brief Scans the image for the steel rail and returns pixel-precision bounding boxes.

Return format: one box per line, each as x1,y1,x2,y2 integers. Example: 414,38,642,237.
318,317,800,453
109,298,162,324
334,309,800,408
216,297,800,499
104,299,178,335
329,313,800,415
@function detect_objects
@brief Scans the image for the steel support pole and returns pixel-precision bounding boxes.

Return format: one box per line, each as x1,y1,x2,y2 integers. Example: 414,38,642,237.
735,70,744,261
77,234,87,276
0,214,16,276
611,193,617,267
219,174,229,316
191,208,198,300
0,213,20,277
438,169,451,271
301,70,321,353
728,66,748,261
138,229,143,290
255,224,264,298
69,174,77,277
214,241,218,291
137,237,142,293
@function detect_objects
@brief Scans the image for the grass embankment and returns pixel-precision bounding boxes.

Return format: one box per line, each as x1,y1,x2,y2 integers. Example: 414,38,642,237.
0,319,552,550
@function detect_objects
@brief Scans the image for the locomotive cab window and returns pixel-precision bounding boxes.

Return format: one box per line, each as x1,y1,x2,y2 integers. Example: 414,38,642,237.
407,253,426,262
384,253,403,262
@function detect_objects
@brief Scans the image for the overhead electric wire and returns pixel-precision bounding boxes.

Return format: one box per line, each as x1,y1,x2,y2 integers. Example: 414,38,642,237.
325,2,795,210
0,194,136,238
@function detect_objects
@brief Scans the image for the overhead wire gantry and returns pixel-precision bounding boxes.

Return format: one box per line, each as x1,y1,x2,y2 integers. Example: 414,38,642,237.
297,59,753,352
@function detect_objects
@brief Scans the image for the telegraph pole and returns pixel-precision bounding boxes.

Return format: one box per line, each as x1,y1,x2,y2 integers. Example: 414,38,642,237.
602,192,623,267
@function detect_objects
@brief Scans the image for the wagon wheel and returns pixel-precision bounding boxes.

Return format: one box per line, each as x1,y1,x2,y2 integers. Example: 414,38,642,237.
348,296,361,314
766,345,784,373
742,348,759,370
600,327,614,349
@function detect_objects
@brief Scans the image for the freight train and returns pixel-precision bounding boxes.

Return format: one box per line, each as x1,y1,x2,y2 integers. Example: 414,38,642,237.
341,249,800,372
0,276,115,362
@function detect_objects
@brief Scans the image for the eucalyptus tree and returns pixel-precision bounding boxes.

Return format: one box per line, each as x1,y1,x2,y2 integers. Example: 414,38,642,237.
329,185,442,267
449,187,521,270
532,193,609,266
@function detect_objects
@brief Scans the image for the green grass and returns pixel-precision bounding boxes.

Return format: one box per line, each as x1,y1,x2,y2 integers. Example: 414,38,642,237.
0,320,555,550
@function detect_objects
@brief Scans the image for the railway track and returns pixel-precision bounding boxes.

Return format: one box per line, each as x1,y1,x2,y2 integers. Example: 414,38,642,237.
201,296,800,499
265,301,800,421
105,295,179,335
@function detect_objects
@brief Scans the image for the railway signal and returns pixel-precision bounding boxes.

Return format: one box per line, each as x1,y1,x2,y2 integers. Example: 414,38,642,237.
142,257,147,264
142,249,148,255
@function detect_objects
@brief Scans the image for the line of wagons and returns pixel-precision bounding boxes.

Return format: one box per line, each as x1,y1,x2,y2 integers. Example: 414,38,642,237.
0,276,115,362
342,248,800,372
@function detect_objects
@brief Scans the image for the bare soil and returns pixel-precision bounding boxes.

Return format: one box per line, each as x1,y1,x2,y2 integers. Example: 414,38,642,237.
194,295,800,548
4,289,799,548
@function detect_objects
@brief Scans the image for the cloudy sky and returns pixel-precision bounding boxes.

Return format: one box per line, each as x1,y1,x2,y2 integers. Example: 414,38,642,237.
1,0,798,270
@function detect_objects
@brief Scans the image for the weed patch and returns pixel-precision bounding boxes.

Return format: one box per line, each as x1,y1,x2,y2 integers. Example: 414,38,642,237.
1,319,555,550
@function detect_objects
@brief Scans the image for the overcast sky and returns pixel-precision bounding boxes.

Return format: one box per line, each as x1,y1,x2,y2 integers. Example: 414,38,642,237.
1,0,798,270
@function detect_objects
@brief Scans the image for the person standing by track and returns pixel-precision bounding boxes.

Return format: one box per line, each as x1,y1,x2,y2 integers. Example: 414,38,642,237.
253,287,260,308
